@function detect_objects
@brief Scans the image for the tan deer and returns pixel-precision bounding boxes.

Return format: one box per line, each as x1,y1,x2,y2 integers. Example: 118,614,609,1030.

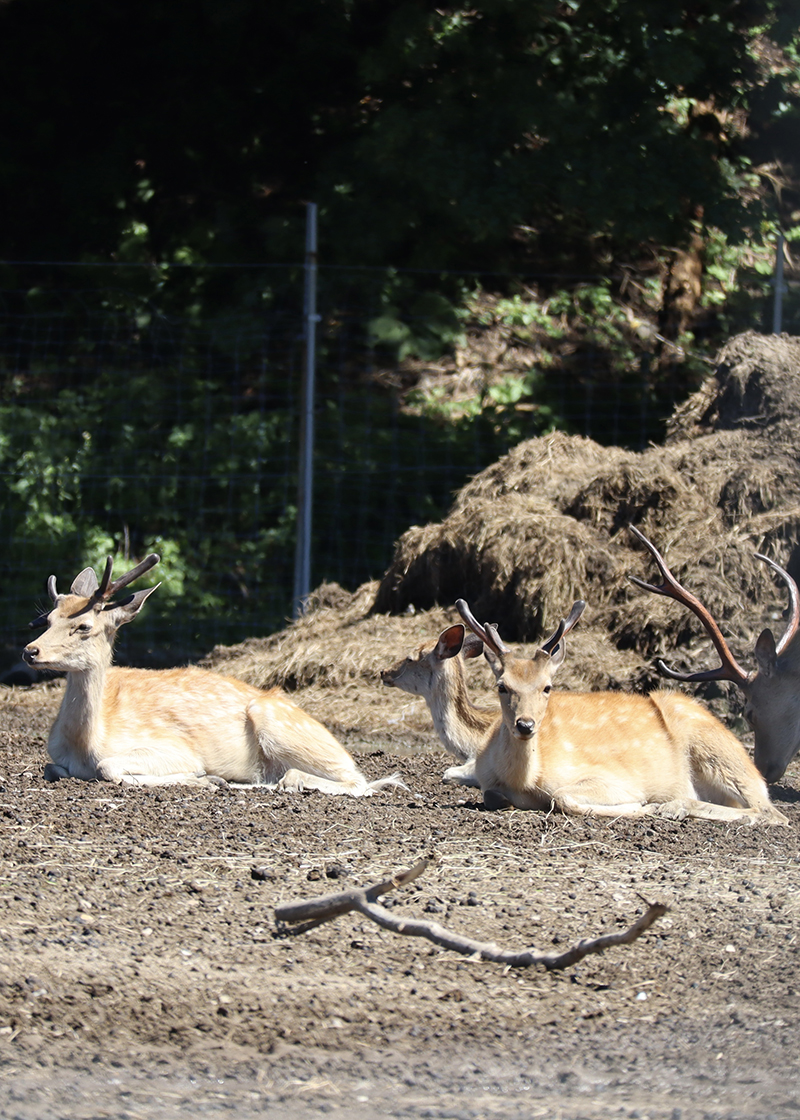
452,598,786,824
380,624,494,787
23,555,402,796
629,524,800,784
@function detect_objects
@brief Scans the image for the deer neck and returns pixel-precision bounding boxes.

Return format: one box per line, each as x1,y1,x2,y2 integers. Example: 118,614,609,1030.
51,654,111,761
496,720,542,788
428,659,489,762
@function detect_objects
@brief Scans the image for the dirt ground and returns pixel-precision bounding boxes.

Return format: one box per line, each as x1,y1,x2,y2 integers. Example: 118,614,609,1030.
1,679,799,1120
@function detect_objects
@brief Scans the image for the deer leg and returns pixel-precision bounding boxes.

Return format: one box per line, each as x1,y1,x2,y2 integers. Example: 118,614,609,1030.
647,799,787,825
277,767,370,796
247,695,379,791
443,759,480,787
276,767,405,797
95,756,215,787
554,792,653,818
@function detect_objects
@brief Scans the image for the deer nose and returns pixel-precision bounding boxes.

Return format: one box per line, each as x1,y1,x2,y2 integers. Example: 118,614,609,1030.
22,646,38,665
515,718,534,738
758,759,786,785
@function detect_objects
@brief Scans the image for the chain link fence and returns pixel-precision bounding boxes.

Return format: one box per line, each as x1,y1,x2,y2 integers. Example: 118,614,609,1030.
0,262,774,668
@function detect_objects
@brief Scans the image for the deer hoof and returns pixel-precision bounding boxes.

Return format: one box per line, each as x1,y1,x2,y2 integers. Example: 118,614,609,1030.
483,788,512,811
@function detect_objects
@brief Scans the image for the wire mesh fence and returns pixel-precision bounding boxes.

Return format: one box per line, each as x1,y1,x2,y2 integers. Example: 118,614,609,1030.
0,261,774,669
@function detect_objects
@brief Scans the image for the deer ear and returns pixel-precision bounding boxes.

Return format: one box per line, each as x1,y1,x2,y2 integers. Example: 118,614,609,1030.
461,634,485,660
70,567,100,597
435,625,465,661
755,628,778,676
105,583,160,626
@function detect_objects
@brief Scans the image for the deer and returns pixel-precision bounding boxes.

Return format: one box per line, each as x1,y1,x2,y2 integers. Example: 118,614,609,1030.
380,624,494,787
450,597,786,824
22,554,403,796
628,524,800,785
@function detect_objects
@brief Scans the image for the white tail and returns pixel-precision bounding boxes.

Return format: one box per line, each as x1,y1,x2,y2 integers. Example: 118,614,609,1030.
380,623,494,787
23,556,402,797
448,598,785,824
629,525,800,784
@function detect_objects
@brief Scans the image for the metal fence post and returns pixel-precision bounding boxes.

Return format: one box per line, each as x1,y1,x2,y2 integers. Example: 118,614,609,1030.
293,202,318,617
772,230,785,335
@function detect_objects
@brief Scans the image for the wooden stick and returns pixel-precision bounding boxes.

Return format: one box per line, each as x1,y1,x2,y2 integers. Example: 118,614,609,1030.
274,857,667,971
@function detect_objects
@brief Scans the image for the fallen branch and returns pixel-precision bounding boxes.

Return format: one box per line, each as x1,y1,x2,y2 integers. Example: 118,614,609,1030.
274,855,667,971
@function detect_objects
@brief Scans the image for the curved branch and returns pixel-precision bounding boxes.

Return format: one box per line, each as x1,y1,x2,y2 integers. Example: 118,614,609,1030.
274,857,667,972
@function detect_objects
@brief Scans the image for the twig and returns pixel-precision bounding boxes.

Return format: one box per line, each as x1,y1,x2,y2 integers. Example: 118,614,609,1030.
274,856,667,970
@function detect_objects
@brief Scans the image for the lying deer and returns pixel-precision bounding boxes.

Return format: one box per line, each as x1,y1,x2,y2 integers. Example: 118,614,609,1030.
380,624,494,787
23,555,402,796
451,598,786,824
629,525,800,784
379,612,583,786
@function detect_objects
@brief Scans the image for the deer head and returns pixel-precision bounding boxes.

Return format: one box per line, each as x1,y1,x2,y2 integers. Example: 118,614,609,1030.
380,624,484,695
455,598,585,743
23,554,161,673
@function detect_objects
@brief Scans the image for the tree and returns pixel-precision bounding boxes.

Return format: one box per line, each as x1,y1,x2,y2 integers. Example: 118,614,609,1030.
0,1,796,281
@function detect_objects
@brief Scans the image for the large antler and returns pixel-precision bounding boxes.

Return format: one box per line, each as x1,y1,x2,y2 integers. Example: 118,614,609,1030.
95,554,160,603
628,525,750,685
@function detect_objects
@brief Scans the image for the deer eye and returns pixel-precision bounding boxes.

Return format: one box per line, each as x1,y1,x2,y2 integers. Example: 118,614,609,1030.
76,623,93,634
497,683,508,695
543,685,552,695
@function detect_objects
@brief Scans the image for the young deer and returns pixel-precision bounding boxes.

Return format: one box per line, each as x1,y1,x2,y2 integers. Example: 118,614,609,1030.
23,555,402,796
452,598,786,824
381,624,494,787
629,525,800,784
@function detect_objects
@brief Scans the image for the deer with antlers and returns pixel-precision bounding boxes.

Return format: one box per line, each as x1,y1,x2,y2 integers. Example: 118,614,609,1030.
23,555,402,795
451,597,785,823
629,524,800,785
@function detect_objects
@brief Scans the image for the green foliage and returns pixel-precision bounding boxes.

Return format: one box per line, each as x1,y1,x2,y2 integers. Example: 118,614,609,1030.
0,335,299,659
1,1,797,296
0,297,539,664
367,273,470,362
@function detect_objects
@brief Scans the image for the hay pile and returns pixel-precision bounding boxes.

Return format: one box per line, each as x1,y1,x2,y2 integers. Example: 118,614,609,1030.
204,331,800,740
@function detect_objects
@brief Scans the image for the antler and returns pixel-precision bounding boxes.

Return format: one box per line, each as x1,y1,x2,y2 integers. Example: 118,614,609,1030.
541,600,586,655
753,552,800,655
456,598,586,659
628,525,750,685
455,599,510,657
95,554,160,603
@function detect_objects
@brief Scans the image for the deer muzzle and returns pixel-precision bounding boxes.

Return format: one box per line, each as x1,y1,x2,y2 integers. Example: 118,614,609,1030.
515,718,535,739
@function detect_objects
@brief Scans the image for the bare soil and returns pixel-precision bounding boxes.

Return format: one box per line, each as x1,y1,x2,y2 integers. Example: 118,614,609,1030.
1,681,800,1119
